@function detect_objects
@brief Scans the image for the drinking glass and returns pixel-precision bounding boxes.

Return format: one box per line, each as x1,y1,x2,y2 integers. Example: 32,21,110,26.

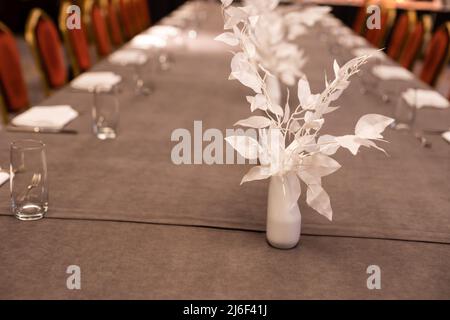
92,85,120,140
393,91,416,130
131,54,155,96
10,140,48,221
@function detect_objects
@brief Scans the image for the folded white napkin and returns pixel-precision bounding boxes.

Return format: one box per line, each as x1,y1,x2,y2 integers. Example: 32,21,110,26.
130,34,167,49
0,172,9,187
330,26,352,36
372,65,414,80
353,47,386,59
147,26,180,38
402,89,450,109
71,72,122,92
339,36,367,48
442,131,450,144
12,105,78,129
108,50,147,66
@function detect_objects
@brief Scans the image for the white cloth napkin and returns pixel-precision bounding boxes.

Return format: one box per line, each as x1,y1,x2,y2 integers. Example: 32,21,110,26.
353,47,386,60
130,34,167,49
71,72,122,92
0,172,9,187
402,89,450,109
339,36,367,48
12,105,78,129
108,50,147,66
147,26,180,38
442,131,450,144
372,65,414,80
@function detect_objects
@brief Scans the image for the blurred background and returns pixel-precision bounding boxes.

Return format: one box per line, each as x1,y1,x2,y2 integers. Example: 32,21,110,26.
0,0,187,33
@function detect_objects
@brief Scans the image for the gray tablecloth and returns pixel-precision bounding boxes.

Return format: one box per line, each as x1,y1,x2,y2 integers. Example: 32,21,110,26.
0,2,449,299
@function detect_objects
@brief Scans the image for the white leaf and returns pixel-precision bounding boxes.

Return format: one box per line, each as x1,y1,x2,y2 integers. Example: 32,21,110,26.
225,135,260,159
240,165,271,184
306,184,333,221
318,135,340,155
214,32,239,46
224,6,248,29
355,114,394,140
335,135,362,155
289,120,301,133
299,154,341,177
248,94,267,111
230,53,262,93
235,116,272,128
221,0,233,7
297,76,311,107
268,103,284,116
333,60,340,77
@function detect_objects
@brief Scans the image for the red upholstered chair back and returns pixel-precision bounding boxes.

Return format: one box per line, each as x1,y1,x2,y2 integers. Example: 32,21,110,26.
365,8,396,48
119,0,136,39
387,11,416,60
59,2,92,76
25,9,68,94
106,0,124,46
353,3,368,35
91,3,112,57
398,16,432,70
419,24,450,86
138,0,152,30
0,22,29,116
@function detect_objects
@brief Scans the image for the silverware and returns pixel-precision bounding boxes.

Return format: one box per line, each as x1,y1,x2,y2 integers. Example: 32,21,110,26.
6,126,78,135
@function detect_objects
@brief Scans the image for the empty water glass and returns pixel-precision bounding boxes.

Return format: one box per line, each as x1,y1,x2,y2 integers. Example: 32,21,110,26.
132,55,155,96
10,140,48,221
92,85,120,140
393,90,416,130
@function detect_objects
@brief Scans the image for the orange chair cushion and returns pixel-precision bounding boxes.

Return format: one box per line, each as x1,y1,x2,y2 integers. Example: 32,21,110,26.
399,22,424,70
92,5,112,56
420,27,449,85
36,18,67,88
387,13,409,60
0,29,29,112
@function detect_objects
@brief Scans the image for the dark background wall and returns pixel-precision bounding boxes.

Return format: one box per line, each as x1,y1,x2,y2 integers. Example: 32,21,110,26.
0,0,187,34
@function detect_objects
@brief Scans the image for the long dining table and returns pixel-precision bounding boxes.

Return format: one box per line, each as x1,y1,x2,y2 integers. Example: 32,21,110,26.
0,2,449,299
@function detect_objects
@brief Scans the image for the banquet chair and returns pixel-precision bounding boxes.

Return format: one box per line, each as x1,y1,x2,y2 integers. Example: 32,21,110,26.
132,0,151,32
138,0,152,30
419,23,450,86
59,1,92,77
104,0,124,47
118,0,137,40
387,11,416,61
0,22,30,123
25,9,68,96
352,1,370,35
365,7,396,48
84,0,113,57
398,15,433,70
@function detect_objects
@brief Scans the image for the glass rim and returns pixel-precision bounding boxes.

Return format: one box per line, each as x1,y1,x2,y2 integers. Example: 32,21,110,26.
10,139,46,151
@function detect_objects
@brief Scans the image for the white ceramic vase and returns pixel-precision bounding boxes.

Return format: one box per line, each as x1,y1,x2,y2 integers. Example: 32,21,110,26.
266,176,301,249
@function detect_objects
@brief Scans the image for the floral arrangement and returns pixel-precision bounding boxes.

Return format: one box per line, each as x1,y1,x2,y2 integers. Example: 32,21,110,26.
217,0,393,221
